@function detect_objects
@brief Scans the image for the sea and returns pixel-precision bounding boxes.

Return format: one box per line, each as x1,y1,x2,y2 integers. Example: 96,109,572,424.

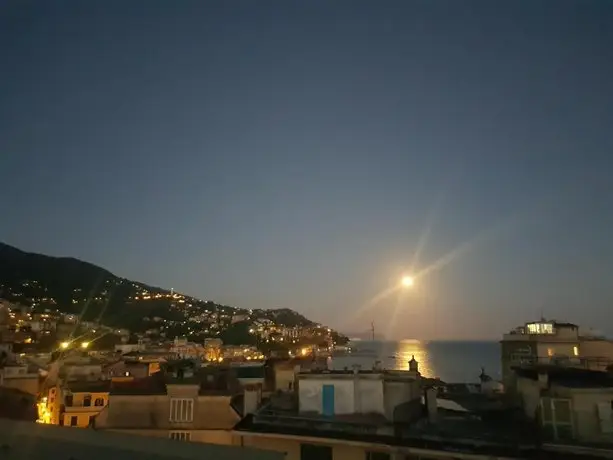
328,340,500,383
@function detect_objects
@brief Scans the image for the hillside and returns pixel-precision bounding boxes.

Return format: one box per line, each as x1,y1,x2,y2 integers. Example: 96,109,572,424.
0,242,316,335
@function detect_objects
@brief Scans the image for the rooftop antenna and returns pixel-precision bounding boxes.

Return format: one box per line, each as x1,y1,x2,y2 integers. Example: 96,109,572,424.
371,321,375,341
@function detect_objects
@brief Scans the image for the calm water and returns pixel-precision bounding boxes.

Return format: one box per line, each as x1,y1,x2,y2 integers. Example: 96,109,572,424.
329,340,500,383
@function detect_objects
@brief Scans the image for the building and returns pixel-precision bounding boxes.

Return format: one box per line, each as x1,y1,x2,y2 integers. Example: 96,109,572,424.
103,359,153,379
512,365,613,445
231,358,558,460
46,352,105,384
0,418,284,460
44,380,110,427
0,362,40,395
94,362,260,446
501,320,613,391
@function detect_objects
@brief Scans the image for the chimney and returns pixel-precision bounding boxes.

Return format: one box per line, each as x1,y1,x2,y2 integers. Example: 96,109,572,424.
243,384,262,415
425,387,437,423
352,364,361,375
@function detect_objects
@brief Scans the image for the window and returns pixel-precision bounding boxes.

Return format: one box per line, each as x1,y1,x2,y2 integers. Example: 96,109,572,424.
540,397,574,440
169,398,194,422
94,398,104,407
527,323,554,335
64,395,73,407
70,416,78,427
169,431,191,441
300,444,332,460
366,452,390,460
573,346,579,356
89,415,96,427
83,395,91,407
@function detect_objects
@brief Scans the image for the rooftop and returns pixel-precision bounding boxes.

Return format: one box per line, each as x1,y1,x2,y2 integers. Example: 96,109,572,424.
0,418,283,460
234,410,544,459
109,365,242,396
65,380,113,393
234,388,543,458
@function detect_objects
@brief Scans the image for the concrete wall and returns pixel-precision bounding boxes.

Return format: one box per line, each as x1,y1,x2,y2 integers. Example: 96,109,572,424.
96,391,240,431
569,389,613,443
1,375,39,396
275,366,298,392
515,376,542,419
515,376,613,444
355,378,384,414
63,364,102,381
0,419,285,460
235,431,476,460
299,378,355,415
383,379,420,423
110,428,234,445
536,342,578,359
580,340,613,366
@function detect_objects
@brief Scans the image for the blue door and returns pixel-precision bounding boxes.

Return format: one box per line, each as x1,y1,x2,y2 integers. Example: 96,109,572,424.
322,384,335,416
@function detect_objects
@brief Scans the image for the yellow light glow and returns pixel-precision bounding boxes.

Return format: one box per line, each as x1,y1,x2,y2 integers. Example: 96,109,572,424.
401,275,414,287
81,342,90,349
573,346,579,356
60,342,69,349
301,348,308,356
218,357,224,362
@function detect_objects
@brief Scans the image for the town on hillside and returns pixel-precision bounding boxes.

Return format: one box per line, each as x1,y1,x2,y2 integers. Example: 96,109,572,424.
3,279,613,460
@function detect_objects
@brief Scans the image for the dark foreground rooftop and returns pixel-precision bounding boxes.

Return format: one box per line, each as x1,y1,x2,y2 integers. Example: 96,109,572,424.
0,419,283,460
234,393,613,459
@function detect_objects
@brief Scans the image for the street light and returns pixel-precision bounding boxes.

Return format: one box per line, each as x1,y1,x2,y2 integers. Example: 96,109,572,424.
60,342,69,349
401,275,414,288
81,342,90,349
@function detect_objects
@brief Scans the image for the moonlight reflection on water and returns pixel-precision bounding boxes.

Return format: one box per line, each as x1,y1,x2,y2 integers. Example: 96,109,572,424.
328,340,500,382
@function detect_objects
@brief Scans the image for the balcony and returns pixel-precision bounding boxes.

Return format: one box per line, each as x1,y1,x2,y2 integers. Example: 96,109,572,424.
510,355,613,370
63,404,104,413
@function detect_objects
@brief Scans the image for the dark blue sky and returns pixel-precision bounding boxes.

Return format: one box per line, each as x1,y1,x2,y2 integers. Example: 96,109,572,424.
2,1,613,339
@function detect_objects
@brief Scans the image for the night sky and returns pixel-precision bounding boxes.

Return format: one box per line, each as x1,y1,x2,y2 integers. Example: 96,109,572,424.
2,1,613,339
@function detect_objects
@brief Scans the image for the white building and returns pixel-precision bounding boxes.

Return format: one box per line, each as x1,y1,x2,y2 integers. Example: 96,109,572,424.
501,320,613,390
297,358,422,424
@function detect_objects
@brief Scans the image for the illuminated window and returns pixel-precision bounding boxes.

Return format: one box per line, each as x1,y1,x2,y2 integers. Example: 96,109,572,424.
527,323,554,335
573,346,579,356
547,348,554,357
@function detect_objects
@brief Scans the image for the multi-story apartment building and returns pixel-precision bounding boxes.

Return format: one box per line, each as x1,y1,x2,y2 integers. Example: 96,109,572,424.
512,365,613,445
46,380,110,427
501,320,613,391
94,362,261,446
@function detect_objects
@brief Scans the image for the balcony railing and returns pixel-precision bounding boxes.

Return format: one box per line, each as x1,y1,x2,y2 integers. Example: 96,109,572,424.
63,405,104,413
510,355,613,370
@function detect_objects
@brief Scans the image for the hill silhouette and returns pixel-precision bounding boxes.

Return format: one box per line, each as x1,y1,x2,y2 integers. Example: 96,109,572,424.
0,243,317,334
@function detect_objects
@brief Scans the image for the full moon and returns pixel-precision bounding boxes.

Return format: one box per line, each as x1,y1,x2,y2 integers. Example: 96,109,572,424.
401,275,414,287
